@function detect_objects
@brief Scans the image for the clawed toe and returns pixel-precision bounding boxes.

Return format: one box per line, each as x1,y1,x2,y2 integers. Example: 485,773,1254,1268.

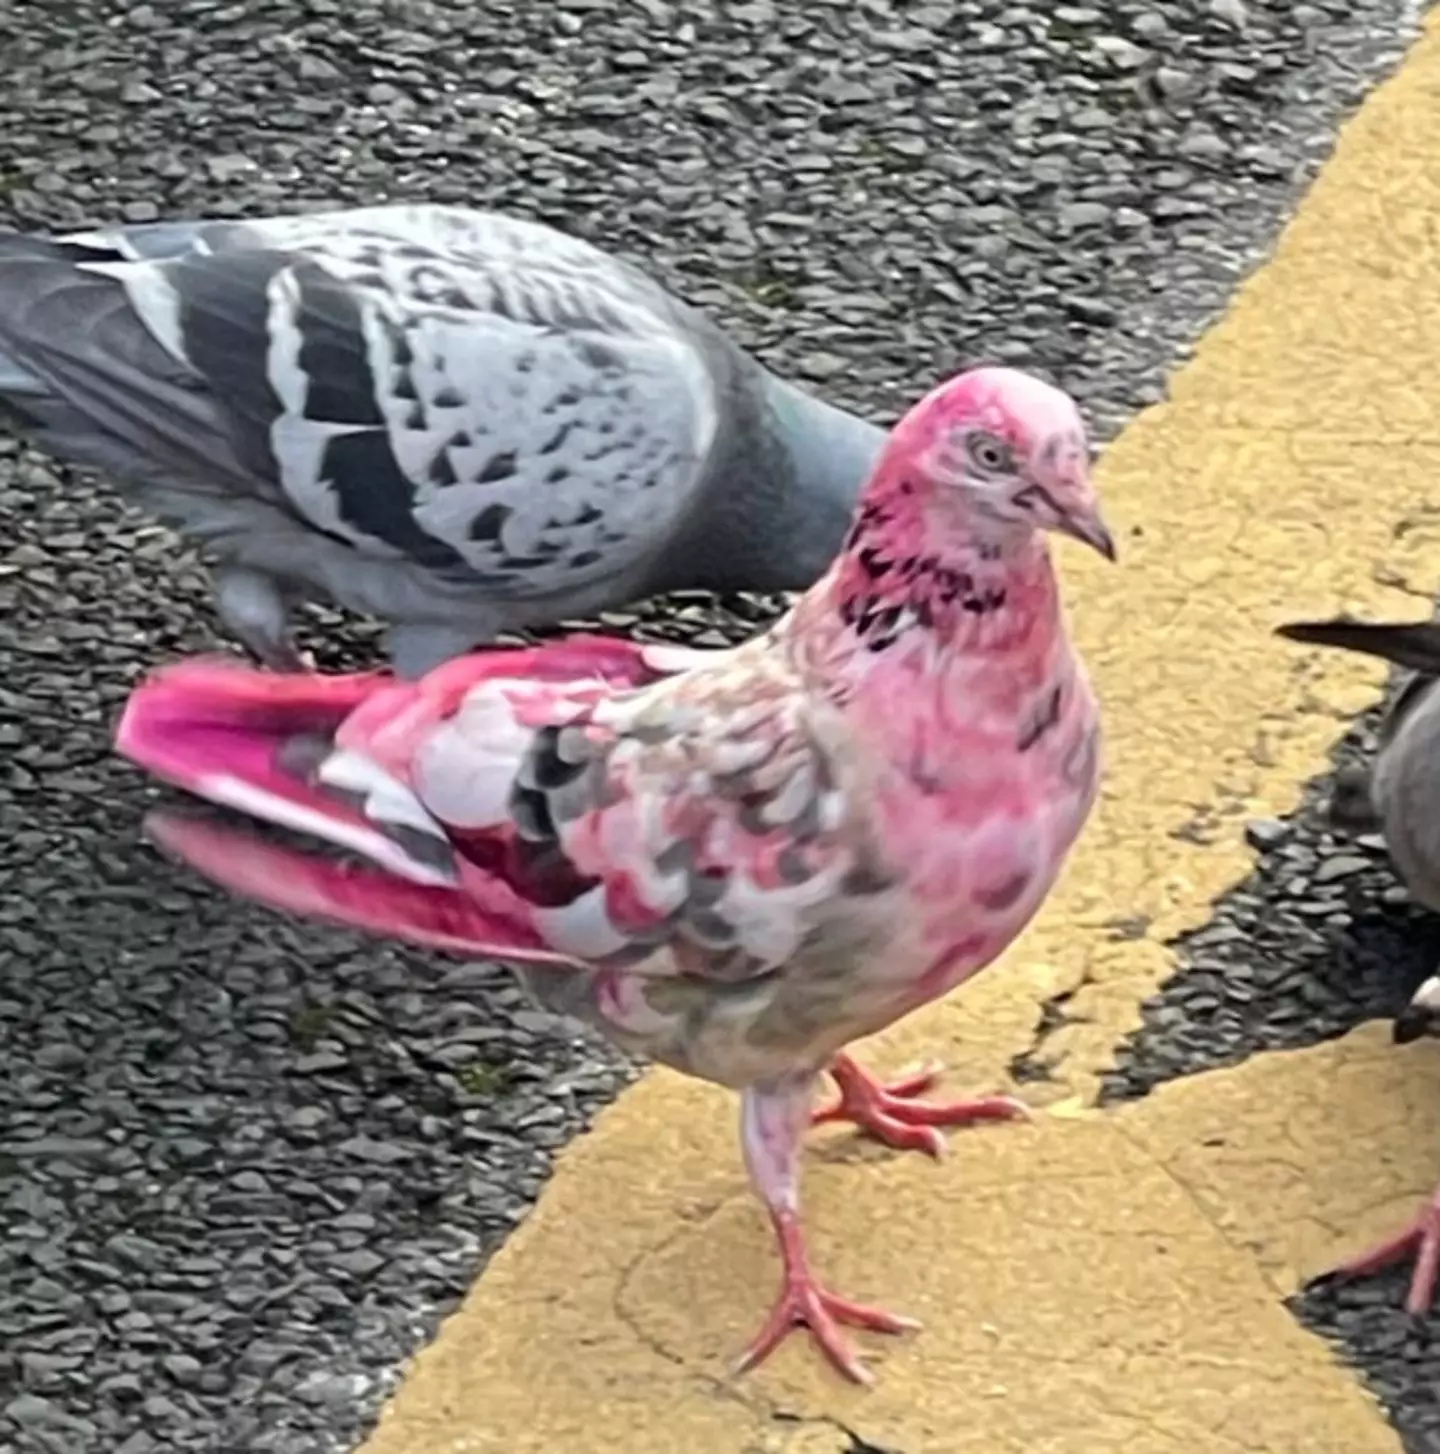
812,1052,1030,1157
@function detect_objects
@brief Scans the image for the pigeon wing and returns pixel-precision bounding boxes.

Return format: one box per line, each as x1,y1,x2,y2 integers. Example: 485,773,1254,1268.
0,205,724,599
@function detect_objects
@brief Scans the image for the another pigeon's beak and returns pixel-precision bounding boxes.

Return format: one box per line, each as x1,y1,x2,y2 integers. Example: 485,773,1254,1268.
1395,974,1440,1045
1055,502,1117,562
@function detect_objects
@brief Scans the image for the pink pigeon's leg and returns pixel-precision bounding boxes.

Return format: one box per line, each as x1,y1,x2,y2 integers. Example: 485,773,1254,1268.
1323,1182,1440,1316
810,1051,1030,1158
734,1076,919,1385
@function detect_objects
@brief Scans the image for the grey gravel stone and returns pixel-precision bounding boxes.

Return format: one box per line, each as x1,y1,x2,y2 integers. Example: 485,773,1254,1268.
1314,854,1376,884
0,0,1426,1450
6,1396,68,1428
1209,0,1249,29
1059,200,1114,230
1246,818,1290,851
162,1355,203,1387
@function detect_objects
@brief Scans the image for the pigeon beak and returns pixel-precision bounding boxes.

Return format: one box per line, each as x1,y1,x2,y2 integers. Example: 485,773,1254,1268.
1055,505,1117,562
1395,974,1440,1044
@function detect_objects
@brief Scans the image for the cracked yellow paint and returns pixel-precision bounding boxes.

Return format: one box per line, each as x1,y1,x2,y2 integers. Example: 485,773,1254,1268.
358,14,1440,1453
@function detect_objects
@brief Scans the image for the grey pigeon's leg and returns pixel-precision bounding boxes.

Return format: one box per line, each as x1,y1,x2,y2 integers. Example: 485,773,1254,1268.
385,621,491,679
1327,762,1382,834
213,565,308,672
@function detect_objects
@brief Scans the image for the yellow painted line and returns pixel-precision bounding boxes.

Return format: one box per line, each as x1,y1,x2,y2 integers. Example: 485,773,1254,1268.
359,16,1440,1452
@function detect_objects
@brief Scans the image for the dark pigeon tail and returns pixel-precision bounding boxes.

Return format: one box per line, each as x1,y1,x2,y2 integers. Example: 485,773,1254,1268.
1275,618,1440,678
0,230,128,268
0,232,128,398
0,229,288,498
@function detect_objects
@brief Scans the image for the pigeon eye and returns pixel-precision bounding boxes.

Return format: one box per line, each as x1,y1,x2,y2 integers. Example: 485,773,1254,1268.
967,434,1013,473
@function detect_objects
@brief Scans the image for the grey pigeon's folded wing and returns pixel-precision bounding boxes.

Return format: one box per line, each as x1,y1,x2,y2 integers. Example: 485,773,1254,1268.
0,206,725,602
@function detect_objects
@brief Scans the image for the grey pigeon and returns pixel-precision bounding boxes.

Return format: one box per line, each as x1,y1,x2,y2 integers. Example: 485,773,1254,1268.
0,204,885,677
1276,613,1440,1311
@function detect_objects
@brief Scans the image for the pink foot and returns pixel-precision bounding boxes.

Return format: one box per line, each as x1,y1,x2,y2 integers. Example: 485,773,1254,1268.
811,1052,1031,1158
1325,1190,1440,1316
734,1210,918,1384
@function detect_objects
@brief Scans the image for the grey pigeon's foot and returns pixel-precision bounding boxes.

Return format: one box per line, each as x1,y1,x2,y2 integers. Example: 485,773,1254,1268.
213,565,308,672
385,622,490,679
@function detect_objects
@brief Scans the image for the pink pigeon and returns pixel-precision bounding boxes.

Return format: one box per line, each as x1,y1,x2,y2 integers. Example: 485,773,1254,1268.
113,364,1115,1383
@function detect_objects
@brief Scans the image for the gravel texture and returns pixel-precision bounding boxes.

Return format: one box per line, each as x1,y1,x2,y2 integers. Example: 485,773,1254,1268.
0,0,1428,1449
1100,689,1436,1107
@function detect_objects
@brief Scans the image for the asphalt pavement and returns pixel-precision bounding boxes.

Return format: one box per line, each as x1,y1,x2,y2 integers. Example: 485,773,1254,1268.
0,1,1431,1450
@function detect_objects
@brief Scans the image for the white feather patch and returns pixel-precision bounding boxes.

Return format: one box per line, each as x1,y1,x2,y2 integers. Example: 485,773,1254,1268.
264,267,310,415
720,870,836,962
85,261,188,367
706,735,773,777
762,764,814,826
532,884,632,960
816,790,846,833
193,773,455,888
317,749,443,838
638,643,727,674
412,709,529,828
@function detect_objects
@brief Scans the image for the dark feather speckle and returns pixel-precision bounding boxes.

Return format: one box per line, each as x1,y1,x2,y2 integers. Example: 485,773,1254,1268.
1017,685,1063,752
468,503,510,542
509,784,557,843
526,725,589,791
478,450,518,484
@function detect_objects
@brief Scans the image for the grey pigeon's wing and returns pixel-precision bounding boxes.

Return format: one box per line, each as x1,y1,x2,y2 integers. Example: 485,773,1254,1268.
0,205,726,600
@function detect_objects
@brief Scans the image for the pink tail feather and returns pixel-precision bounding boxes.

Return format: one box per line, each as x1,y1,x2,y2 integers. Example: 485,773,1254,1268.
118,636,700,785
114,637,707,963
145,812,576,966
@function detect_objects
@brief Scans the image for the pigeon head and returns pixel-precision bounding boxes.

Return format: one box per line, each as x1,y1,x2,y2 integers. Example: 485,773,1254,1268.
899,366,1115,561
808,365,1117,654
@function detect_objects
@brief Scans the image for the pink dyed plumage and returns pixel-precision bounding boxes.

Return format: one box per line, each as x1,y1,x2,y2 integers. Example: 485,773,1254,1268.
114,365,1115,1383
